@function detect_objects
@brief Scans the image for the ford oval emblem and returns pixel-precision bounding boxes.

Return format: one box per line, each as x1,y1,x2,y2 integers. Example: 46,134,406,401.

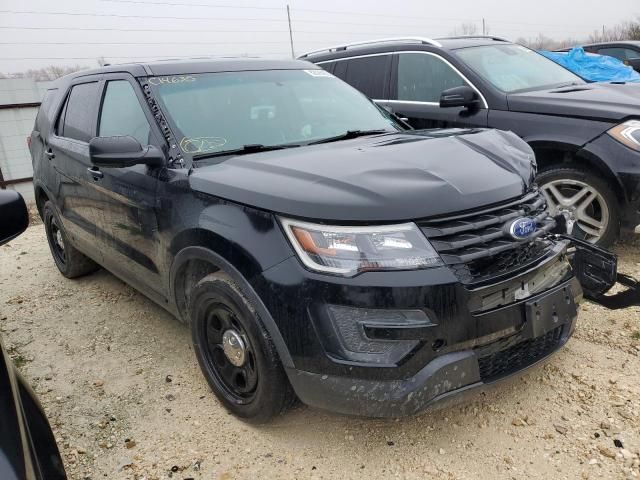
507,217,537,240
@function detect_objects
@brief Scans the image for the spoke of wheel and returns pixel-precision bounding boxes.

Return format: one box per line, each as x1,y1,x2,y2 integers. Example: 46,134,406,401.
545,184,570,207
242,351,258,391
219,358,237,387
207,330,220,351
216,308,234,330
565,186,592,207
575,221,602,238
575,190,597,212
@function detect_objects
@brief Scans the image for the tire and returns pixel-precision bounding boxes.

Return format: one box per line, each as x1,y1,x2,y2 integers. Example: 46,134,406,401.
43,201,99,278
537,165,620,247
189,272,295,423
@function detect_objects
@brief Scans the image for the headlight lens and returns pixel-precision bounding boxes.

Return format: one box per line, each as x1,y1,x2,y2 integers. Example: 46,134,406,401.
280,218,443,276
608,120,640,151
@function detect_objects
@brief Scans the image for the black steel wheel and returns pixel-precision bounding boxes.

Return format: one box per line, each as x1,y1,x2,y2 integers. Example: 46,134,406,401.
201,304,259,403
43,201,98,278
189,272,295,422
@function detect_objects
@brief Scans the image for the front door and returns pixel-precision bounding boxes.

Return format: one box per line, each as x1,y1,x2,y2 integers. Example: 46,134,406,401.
90,76,166,299
380,52,489,129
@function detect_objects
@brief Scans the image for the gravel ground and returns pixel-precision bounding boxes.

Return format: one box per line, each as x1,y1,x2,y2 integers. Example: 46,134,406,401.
1,225,639,480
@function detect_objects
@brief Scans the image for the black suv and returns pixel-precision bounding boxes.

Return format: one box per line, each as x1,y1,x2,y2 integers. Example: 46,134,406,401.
301,36,640,246
30,59,615,421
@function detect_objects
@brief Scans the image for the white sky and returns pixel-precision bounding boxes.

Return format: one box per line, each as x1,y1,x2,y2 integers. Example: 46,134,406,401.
1,0,638,73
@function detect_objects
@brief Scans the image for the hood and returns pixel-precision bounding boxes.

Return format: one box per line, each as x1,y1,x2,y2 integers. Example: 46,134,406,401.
507,82,640,121
189,129,535,222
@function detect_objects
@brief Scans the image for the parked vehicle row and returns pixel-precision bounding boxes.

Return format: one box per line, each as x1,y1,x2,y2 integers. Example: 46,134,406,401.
300,36,640,246
28,53,625,422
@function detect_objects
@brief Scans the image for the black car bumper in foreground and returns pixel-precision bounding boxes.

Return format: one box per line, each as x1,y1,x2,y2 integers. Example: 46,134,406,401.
259,239,582,417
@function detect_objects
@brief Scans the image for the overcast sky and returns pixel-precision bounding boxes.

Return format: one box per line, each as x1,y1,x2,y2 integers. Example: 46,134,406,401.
1,0,638,73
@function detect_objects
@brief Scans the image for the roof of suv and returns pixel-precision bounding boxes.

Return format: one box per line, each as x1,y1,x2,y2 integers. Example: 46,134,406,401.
298,36,511,62
581,40,640,48
51,58,316,88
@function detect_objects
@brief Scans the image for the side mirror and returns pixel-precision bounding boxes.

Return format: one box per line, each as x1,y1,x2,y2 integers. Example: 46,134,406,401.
439,86,479,109
89,136,165,169
0,190,29,246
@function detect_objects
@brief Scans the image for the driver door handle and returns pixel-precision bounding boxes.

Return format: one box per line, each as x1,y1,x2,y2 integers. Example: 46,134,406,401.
87,167,103,180
44,148,55,159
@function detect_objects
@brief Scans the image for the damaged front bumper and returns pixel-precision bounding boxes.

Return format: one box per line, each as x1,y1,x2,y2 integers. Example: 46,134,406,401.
261,229,624,417
286,277,581,417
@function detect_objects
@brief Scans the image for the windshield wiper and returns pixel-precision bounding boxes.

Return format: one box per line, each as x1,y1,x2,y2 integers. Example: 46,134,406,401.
192,143,298,161
307,129,391,145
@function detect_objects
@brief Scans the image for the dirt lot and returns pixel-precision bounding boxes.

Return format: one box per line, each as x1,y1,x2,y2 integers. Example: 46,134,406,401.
1,225,639,480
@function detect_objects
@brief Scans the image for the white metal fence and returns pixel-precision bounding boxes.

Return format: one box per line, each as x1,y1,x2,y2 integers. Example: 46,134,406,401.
0,78,51,202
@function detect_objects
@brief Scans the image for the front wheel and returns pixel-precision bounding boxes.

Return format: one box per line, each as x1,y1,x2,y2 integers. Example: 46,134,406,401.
189,272,295,423
537,166,620,247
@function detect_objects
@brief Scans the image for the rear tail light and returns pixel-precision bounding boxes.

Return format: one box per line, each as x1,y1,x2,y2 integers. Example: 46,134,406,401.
26,135,31,149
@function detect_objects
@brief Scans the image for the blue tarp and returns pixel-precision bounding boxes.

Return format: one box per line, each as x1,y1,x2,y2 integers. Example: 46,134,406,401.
540,47,640,83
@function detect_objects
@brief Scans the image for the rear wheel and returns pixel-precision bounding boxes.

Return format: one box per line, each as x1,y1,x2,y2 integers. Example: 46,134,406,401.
43,201,98,278
189,272,294,423
537,166,619,247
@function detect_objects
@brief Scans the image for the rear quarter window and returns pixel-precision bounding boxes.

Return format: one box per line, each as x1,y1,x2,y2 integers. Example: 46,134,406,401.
59,82,99,142
35,89,58,130
342,55,391,99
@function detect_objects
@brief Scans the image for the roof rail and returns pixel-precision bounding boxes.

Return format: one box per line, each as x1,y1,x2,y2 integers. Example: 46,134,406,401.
437,35,510,42
297,37,443,59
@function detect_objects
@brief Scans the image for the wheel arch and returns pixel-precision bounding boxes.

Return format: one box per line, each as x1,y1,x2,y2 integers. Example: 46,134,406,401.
529,140,625,203
168,237,294,369
33,182,52,219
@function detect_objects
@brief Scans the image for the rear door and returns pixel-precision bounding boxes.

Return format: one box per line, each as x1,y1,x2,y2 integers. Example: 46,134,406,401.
385,52,488,129
47,79,104,261
91,74,166,298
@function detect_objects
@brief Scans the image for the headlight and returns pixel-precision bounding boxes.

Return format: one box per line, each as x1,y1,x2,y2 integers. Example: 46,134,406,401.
280,218,443,276
608,120,640,151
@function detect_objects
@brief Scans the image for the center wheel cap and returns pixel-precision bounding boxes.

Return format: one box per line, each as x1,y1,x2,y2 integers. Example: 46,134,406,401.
222,329,246,367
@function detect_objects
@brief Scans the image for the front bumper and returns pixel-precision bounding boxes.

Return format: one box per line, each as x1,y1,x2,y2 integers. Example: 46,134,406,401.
286,278,580,417
580,133,640,232
255,239,582,417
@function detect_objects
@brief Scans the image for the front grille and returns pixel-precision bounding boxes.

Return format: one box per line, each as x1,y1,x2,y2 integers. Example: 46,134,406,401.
419,190,556,283
478,326,563,381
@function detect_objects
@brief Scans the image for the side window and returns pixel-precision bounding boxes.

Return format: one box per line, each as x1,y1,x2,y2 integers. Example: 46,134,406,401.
396,53,469,103
343,55,390,99
99,80,151,146
60,82,99,142
35,89,57,130
597,47,640,60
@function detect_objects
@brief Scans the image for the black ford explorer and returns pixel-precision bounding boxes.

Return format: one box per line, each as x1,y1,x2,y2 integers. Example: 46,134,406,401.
30,59,616,422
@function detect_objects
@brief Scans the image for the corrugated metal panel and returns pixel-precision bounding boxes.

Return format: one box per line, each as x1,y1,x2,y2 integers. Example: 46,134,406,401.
0,78,52,201
0,106,38,181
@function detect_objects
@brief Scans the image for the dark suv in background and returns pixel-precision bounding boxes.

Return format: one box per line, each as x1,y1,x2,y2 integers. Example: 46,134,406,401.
30,58,617,421
302,36,640,246
559,41,640,71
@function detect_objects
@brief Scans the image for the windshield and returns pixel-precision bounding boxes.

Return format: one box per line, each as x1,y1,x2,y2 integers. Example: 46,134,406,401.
148,69,399,156
455,44,585,93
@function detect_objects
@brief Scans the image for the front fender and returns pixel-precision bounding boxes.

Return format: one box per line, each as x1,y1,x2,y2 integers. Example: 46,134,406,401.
169,245,294,368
